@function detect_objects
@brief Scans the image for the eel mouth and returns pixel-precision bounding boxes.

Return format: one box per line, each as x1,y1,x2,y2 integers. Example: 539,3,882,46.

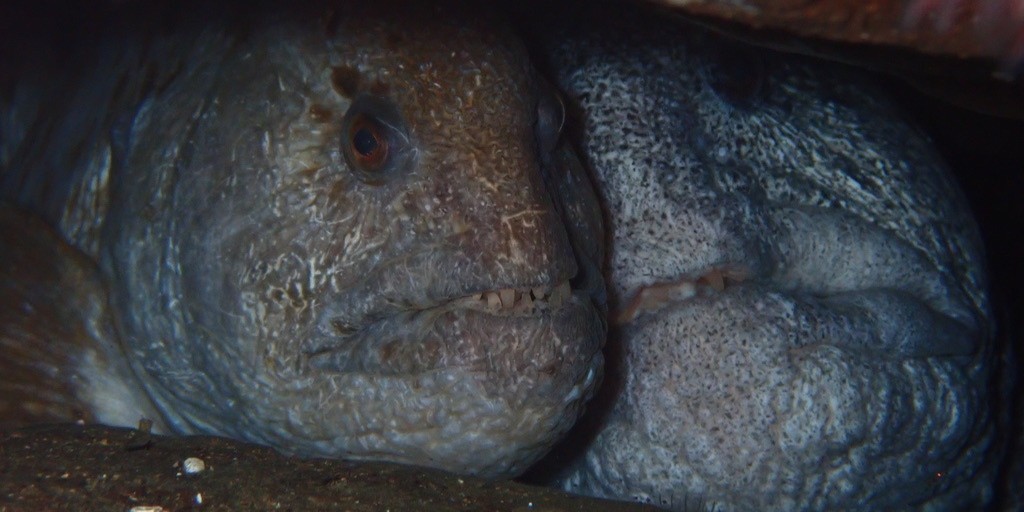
439,280,573,316
615,263,978,359
304,278,597,375
614,266,749,325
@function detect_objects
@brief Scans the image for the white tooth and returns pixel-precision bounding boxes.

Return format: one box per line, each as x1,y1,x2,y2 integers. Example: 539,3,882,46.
668,281,697,301
518,293,534,312
531,287,547,300
499,289,515,308
550,282,570,309
486,292,500,310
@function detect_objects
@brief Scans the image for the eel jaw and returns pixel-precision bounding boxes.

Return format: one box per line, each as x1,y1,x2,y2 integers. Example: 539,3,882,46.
615,262,977,359
614,266,749,325
304,279,582,375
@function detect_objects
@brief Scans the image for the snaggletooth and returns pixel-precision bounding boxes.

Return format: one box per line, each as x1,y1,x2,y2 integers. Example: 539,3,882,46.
531,287,547,300
518,293,534,312
499,289,515,308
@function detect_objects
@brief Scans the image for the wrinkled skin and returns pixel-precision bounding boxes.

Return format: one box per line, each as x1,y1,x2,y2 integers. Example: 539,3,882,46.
0,2,605,478
535,7,998,510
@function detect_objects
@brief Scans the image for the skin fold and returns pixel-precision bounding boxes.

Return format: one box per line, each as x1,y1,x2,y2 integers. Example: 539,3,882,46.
0,2,605,478
533,5,999,510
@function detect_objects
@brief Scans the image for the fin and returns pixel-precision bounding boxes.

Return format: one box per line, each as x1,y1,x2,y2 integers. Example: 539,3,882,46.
0,204,161,430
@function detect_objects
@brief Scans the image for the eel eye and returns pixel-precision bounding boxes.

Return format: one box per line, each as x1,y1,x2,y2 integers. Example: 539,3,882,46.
340,95,413,184
348,114,389,171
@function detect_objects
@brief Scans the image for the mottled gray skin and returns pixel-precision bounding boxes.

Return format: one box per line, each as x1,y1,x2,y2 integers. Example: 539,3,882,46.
0,3,605,478
539,8,997,511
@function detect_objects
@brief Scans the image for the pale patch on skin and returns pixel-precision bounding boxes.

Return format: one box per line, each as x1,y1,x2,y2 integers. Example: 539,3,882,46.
76,349,168,432
0,207,163,431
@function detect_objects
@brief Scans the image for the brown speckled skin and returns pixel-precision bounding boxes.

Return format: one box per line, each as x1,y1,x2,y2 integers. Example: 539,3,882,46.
0,2,605,479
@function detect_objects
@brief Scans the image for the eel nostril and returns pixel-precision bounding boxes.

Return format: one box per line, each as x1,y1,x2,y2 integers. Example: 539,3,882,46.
331,319,357,337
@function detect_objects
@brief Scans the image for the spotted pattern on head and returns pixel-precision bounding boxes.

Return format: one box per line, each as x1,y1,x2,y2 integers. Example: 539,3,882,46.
535,5,995,510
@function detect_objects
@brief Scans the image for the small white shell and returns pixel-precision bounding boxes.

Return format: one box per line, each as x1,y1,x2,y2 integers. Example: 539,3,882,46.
182,457,206,475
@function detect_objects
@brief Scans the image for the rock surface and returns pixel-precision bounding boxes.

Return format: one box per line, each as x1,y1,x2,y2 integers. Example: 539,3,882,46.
0,424,658,511
651,0,1024,62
